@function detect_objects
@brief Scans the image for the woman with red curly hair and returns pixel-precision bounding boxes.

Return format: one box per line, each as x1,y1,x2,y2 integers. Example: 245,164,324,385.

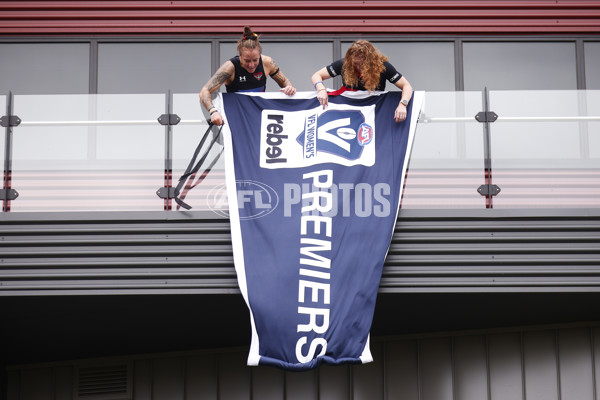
311,40,413,122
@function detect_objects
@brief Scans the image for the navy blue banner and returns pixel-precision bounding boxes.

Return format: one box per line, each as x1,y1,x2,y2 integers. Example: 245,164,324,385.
219,90,422,370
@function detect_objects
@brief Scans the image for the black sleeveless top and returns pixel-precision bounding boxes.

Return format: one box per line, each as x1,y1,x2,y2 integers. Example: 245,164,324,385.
225,56,267,93
326,59,402,91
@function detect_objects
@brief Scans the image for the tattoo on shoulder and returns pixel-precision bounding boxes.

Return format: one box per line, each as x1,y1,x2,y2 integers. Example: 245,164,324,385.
208,69,232,91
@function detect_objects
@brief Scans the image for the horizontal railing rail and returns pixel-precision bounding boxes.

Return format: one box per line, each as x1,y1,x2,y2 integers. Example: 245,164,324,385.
2,89,600,213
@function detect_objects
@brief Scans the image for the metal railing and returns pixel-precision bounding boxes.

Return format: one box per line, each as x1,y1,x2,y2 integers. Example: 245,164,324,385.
2,90,600,213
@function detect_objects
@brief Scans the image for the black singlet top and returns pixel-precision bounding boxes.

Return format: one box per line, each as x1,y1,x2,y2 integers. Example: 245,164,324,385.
326,59,402,91
225,56,267,93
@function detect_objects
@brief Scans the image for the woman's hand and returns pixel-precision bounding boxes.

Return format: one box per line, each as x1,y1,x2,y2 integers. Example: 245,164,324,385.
280,85,296,96
394,104,407,122
210,111,224,126
312,68,332,109
317,89,329,109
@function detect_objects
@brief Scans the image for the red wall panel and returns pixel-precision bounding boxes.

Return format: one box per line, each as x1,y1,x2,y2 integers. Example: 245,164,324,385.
1,0,600,35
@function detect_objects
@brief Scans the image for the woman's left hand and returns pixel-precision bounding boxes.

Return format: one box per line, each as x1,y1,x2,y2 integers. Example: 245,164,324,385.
394,104,407,122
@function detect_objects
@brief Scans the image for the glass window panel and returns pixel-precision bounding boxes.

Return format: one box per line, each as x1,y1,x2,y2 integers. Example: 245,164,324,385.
402,91,486,209
219,42,238,75
584,41,600,90
172,93,225,213
490,90,600,209
98,43,211,94
0,43,89,95
463,42,577,91
220,42,334,92
10,94,166,212
589,91,600,159
342,42,456,91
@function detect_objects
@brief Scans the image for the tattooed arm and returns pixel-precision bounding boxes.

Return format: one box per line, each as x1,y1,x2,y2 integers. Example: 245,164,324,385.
199,61,234,125
263,56,296,96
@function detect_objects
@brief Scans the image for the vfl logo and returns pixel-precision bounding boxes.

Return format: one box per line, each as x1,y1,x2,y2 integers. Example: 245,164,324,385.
207,180,279,220
260,106,375,168
297,110,371,160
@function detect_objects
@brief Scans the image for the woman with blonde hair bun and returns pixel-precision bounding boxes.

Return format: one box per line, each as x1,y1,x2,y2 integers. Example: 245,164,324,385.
311,40,413,122
200,26,296,125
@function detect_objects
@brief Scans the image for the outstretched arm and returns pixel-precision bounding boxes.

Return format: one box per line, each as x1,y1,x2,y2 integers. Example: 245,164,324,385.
264,56,296,96
199,61,234,125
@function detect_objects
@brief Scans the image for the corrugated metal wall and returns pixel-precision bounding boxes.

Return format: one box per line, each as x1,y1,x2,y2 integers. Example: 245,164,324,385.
1,210,599,295
2,0,600,35
6,323,600,400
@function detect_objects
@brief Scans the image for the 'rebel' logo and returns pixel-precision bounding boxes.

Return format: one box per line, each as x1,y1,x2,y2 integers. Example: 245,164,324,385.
207,180,279,220
296,110,370,160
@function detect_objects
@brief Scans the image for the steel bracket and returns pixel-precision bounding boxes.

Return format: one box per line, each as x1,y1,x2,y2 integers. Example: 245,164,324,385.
157,114,181,126
475,111,498,123
156,187,177,199
0,115,21,128
477,184,501,197
0,189,19,200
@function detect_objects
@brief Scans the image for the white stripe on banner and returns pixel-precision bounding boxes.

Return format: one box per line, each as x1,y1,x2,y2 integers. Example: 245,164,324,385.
219,90,424,371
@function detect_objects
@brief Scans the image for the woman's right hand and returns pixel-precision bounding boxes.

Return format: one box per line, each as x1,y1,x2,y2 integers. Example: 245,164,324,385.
210,111,224,126
317,89,328,109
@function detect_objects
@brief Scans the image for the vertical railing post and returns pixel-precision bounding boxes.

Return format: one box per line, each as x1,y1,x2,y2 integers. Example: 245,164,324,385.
163,90,174,211
1,91,10,212
482,87,493,208
1,91,20,212
476,87,500,208
156,90,180,210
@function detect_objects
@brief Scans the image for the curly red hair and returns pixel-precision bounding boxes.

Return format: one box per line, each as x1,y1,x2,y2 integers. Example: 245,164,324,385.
342,40,389,92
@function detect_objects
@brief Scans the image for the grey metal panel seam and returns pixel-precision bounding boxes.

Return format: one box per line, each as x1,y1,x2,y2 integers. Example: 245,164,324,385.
1,210,599,296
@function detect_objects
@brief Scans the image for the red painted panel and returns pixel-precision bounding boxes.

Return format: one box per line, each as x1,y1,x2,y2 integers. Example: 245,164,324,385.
1,1,600,35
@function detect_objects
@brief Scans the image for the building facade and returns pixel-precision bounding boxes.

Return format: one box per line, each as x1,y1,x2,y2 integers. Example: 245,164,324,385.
1,1,600,399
